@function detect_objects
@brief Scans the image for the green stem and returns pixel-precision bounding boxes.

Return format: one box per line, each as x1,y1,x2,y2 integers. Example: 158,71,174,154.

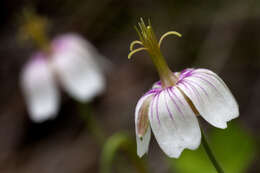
201,129,225,173
78,103,148,173
78,103,106,145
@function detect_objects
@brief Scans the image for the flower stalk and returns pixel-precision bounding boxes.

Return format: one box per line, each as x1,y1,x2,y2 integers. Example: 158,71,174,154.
201,129,225,173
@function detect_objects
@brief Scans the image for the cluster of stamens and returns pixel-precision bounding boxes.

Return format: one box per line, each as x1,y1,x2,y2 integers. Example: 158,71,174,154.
128,18,182,59
128,18,182,88
19,9,51,53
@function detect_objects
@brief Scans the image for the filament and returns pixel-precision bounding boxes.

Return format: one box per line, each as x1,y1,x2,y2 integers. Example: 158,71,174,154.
128,47,147,59
158,31,182,48
130,40,143,51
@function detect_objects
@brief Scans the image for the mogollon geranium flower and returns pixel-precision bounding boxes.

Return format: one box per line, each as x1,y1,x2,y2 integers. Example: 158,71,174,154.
21,34,105,122
129,19,239,158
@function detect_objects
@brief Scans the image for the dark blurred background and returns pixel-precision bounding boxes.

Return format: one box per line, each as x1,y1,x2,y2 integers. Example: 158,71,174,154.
0,0,259,172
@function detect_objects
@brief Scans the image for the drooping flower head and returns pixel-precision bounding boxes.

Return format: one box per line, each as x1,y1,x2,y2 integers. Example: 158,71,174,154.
20,11,105,122
129,19,239,158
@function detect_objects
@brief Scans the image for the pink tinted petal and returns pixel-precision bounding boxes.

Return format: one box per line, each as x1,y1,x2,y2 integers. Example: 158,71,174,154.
178,68,239,128
51,34,105,102
152,81,162,89
135,93,154,157
148,87,201,158
20,53,59,122
136,127,151,157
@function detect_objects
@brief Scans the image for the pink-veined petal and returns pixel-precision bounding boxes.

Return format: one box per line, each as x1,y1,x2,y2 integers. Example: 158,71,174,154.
51,34,105,102
152,81,162,89
178,68,239,129
135,93,153,157
148,87,201,158
20,54,59,122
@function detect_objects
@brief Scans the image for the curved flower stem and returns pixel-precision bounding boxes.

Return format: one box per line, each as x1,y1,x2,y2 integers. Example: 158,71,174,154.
100,132,148,173
201,129,224,173
78,103,148,173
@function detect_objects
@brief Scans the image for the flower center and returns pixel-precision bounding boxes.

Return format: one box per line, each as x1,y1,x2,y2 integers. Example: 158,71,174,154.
128,18,182,88
19,9,51,54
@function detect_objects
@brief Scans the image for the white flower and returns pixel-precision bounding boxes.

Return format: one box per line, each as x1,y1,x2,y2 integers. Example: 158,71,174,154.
135,68,239,158
129,19,239,158
21,34,105,122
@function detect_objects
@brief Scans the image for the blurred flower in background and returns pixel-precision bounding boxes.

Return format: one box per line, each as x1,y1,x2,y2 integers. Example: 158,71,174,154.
20,12,105,122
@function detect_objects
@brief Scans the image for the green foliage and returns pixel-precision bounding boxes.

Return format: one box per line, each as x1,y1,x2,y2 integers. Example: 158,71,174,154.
100,132,148,173
170,122,256,173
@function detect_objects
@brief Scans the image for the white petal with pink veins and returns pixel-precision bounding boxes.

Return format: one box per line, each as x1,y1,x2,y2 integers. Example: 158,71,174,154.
51,34,105,102
21,54,59,122
148,87,201,158
178,68,239,129
135,94,153,157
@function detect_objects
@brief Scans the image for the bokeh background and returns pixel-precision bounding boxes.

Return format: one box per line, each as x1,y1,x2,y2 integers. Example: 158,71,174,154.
0,0,259,172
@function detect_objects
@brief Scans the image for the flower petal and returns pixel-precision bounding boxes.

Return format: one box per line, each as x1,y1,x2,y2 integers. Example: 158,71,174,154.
136,127,151,157
152,81,162,89
148,87,201,158
51,34,105,102
20,54,59,122
135,94,153,157
178,68,239,128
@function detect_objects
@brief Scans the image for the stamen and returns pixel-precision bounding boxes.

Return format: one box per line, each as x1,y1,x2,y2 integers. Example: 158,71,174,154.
130,40,143,51
158,31,182,48
139,18,149,39
129,18,181,88
128,47,147,59
19,8,50,53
